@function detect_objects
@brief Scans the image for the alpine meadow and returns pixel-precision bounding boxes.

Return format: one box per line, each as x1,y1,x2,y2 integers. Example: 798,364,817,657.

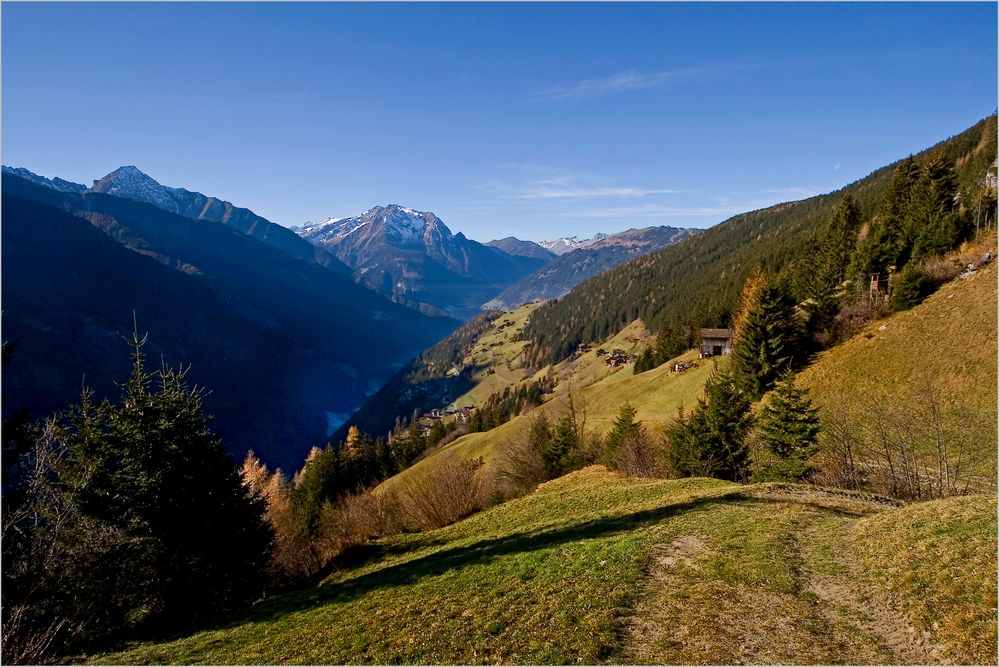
2,3,997,666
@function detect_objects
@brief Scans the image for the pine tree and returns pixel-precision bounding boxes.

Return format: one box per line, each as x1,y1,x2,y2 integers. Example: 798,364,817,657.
812,195,861,306
755,373,821,481
541,414,583,478
5,335,273,656
634,348,655,374
667,367,753,481
604,402,640,468
732,276,800,399
851,157,921,279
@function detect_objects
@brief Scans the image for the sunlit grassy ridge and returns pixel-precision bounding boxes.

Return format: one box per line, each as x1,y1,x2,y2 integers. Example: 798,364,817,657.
93,468,995,665
452,302,541,407
798,260,998,473
381,349,720,492
851,493,998,664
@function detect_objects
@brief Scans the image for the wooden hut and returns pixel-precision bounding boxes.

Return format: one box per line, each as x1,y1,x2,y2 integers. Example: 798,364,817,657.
699,328,734,356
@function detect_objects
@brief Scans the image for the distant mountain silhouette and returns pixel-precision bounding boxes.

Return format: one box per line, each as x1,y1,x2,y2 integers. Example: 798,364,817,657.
2,174,458,470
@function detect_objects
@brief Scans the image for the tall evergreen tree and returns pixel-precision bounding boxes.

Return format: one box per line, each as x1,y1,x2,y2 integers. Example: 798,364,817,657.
541,414,583,478
812,195,862,305
755,372,821,482
732,275,800,399
604,402,640,467
667,367,753,481
4,336,272,659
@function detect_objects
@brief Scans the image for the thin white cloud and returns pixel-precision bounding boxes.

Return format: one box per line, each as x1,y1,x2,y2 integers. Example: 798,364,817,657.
566,203,745,219
513,186,692,200
483,164,695,202
530,64,757,102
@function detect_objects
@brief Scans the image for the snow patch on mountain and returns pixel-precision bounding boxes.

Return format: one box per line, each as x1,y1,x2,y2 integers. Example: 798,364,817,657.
298,205,452,248
537,233,609,255
91,165,186,213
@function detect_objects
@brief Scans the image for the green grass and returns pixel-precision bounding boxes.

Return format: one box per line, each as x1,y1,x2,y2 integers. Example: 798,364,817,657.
851,494,999,665
454,302,541,407
87,469,995,665
381,351,720,493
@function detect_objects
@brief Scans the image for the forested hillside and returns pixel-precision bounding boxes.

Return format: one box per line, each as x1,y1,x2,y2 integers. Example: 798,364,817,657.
524,115,997,366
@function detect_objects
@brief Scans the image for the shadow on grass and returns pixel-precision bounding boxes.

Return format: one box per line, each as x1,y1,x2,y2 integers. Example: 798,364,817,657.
236,488,754,626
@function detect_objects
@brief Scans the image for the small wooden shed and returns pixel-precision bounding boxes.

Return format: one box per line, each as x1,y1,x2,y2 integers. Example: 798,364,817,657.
699,328,734,356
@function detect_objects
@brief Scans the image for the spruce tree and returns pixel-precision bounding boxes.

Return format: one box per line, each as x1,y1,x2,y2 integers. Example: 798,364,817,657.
5,335,272,656
732,276,800,399
541,414,582,478
812,195,861,307
604,402,640,468
667,367,753,481
755,373,821,481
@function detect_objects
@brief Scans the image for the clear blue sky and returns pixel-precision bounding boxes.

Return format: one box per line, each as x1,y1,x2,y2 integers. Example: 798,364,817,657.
3,2,996,241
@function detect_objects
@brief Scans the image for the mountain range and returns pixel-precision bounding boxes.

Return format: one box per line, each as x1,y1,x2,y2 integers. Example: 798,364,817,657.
89,165,351,274
536,234,609,255
485,226,696,310
1,170,458,470
297,205,548,319
485,237,557,261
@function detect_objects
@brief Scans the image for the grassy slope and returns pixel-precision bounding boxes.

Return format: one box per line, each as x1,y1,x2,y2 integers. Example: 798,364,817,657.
453,302,541,407
797,261,998,470
95,468,996,665
381,350,720,492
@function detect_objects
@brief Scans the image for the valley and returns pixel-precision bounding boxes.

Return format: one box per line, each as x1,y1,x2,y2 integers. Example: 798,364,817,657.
2,6,996,663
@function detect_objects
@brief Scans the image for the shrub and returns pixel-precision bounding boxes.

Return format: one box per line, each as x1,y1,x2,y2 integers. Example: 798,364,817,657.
490,423,549,500
397,454,486,531
890,264,933,311
612,427,669,478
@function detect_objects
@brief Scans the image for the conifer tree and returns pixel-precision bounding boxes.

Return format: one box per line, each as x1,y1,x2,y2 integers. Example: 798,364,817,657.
812,195,861,306
541,415,583,478
667,367,753,481
604,402,640,467
4,334,272,658
755,372,821,481
732,276,800,399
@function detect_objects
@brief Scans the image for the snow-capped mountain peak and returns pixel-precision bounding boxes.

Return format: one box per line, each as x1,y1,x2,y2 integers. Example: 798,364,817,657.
1,165,87,194
298,204,452,248
91,165,184,214
537,233,608,255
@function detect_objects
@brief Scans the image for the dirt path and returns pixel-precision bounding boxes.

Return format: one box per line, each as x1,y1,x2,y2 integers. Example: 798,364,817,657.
800,520,948,665
618,490,949,665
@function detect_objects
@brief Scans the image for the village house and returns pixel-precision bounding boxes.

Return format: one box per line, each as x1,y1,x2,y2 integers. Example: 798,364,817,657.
699,328,734,356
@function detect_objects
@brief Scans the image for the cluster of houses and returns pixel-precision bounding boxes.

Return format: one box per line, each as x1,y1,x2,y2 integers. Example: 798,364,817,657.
494,319,517,334
576,342,634,367
600,348,634,367
415,404,477,435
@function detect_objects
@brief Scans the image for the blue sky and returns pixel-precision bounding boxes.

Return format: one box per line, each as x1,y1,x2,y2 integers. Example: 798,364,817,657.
3,2,996,241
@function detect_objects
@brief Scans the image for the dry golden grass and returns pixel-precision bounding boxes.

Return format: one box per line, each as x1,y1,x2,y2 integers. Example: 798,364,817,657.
851,493,999,665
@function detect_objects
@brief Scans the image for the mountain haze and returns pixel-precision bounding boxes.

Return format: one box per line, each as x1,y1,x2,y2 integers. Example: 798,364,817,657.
1,174,458,470
486,225,696,310
298,205,548,319
485,237,557,261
